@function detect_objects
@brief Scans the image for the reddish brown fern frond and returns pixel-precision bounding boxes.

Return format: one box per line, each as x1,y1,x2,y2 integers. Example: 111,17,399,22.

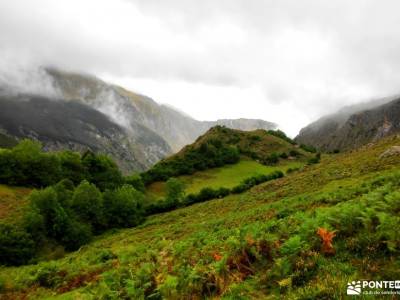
317,227,336,255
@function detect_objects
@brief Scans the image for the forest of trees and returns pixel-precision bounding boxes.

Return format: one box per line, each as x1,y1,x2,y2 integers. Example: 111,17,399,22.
0,140,144,265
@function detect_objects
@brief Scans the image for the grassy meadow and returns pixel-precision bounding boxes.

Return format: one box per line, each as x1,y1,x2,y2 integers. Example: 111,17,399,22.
147,159,303,199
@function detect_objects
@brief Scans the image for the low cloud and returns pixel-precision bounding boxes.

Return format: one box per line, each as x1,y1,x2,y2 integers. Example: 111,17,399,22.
1,0,400,135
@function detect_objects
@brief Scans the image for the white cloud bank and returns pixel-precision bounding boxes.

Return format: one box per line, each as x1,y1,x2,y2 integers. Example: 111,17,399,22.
1,0,400,136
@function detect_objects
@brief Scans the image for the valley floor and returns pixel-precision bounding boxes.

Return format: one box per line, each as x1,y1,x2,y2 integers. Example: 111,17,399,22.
1,136,400,299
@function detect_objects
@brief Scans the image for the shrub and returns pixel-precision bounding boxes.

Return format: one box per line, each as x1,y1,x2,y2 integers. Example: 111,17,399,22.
300,144,317,153
263,153,280,165
71,180,104,230
286,167,300,174
125,174,145,193
57,151,87,185
28,187,71,240
279,152,288,159
82,152,123,191
165,178,186,205
307,153,321,165
0,224,35,266
103,185,145,228
289,149,300,157
280,235,305,256
61,219,93,251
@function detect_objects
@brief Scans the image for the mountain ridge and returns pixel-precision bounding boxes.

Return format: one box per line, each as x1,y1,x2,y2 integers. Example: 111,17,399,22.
0,67,277,172
296,96,400,151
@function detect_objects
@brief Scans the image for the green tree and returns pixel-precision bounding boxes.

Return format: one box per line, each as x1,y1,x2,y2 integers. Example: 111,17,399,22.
263,152,279,165
58,151,87,185
28,187,70,240
82,151,123,191
71,180,104,230
125,174,145,193
165,178,186,205
0,224,35,266
103,185,145,227
61,219,93,251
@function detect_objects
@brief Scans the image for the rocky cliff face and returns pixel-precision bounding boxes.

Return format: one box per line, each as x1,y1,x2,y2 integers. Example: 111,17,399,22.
0,93,171,173
296,97,400,151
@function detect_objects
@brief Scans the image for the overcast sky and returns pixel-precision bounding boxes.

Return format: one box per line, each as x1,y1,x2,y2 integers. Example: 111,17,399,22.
1,0,400,136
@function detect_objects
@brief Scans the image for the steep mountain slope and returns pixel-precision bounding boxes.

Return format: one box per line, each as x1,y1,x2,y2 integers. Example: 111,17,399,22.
46,68,277,152
296,96,400,151
2,135,399,299
0,93,171,173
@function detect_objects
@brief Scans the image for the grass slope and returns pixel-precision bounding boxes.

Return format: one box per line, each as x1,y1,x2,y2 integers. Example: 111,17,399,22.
147,159,303,198
1,136,400,299
0,185,31,223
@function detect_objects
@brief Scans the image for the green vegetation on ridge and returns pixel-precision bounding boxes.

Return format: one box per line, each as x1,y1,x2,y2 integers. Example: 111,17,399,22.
142,126,312,185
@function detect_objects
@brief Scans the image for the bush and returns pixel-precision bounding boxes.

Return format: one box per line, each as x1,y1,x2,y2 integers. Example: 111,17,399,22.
279,152,288,159
71,180,104,230
263,153,280,166
307,153,321,165
125,174,145,193
289,149,300,157
300,144,317,153
103,185,145,228
61,219,93,251
286,167,300,174
28,187,71,240
82,152,123,191
0,224,35,266
58,151,87,185
165,178,186,205
280,235,305,256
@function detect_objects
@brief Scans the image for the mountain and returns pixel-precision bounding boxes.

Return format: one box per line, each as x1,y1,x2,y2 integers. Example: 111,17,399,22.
0,93,170,173
46,68,277,152
295,96,400,151
0,68,276,172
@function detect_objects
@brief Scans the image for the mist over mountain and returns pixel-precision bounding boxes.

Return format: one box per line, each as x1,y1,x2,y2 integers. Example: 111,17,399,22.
46,68,277,151
0,67,276,172
0,93,171,172
296,95,400,151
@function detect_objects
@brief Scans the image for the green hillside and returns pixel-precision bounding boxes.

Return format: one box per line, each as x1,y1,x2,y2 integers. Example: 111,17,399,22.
1,134,399,298
142,126,312,185
147,159,303,199
0,185,31,223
